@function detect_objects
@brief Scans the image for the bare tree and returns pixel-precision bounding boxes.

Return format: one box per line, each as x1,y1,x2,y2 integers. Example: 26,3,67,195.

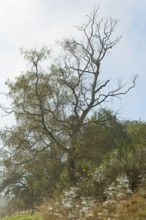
50,8,137,183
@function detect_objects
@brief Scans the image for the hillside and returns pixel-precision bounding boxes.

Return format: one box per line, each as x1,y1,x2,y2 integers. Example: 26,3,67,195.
2,188,146,220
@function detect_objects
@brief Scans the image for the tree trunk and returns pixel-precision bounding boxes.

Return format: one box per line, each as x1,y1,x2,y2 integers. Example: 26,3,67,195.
68,154,77,185
68,134,78,185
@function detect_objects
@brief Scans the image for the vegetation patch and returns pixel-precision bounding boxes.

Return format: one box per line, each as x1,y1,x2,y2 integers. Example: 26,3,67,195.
0,214,44,220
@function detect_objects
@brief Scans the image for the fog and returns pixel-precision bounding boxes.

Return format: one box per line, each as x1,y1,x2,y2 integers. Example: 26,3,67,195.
0,195,10,217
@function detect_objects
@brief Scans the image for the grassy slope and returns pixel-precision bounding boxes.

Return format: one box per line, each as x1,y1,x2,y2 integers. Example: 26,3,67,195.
37,191,146,219
92,191,146,219
0,214,44,220
1,191,146,220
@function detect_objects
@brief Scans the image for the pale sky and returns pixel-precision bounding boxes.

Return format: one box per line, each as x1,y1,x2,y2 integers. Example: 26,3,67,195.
0,0,146,123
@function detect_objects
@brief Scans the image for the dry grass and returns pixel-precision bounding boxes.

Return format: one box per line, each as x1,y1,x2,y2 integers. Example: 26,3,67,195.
92,191,146,219
34,191,146,220
2,187,146,220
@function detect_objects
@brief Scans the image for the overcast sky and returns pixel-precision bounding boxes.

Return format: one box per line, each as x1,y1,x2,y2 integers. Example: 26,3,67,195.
0,0,145,123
